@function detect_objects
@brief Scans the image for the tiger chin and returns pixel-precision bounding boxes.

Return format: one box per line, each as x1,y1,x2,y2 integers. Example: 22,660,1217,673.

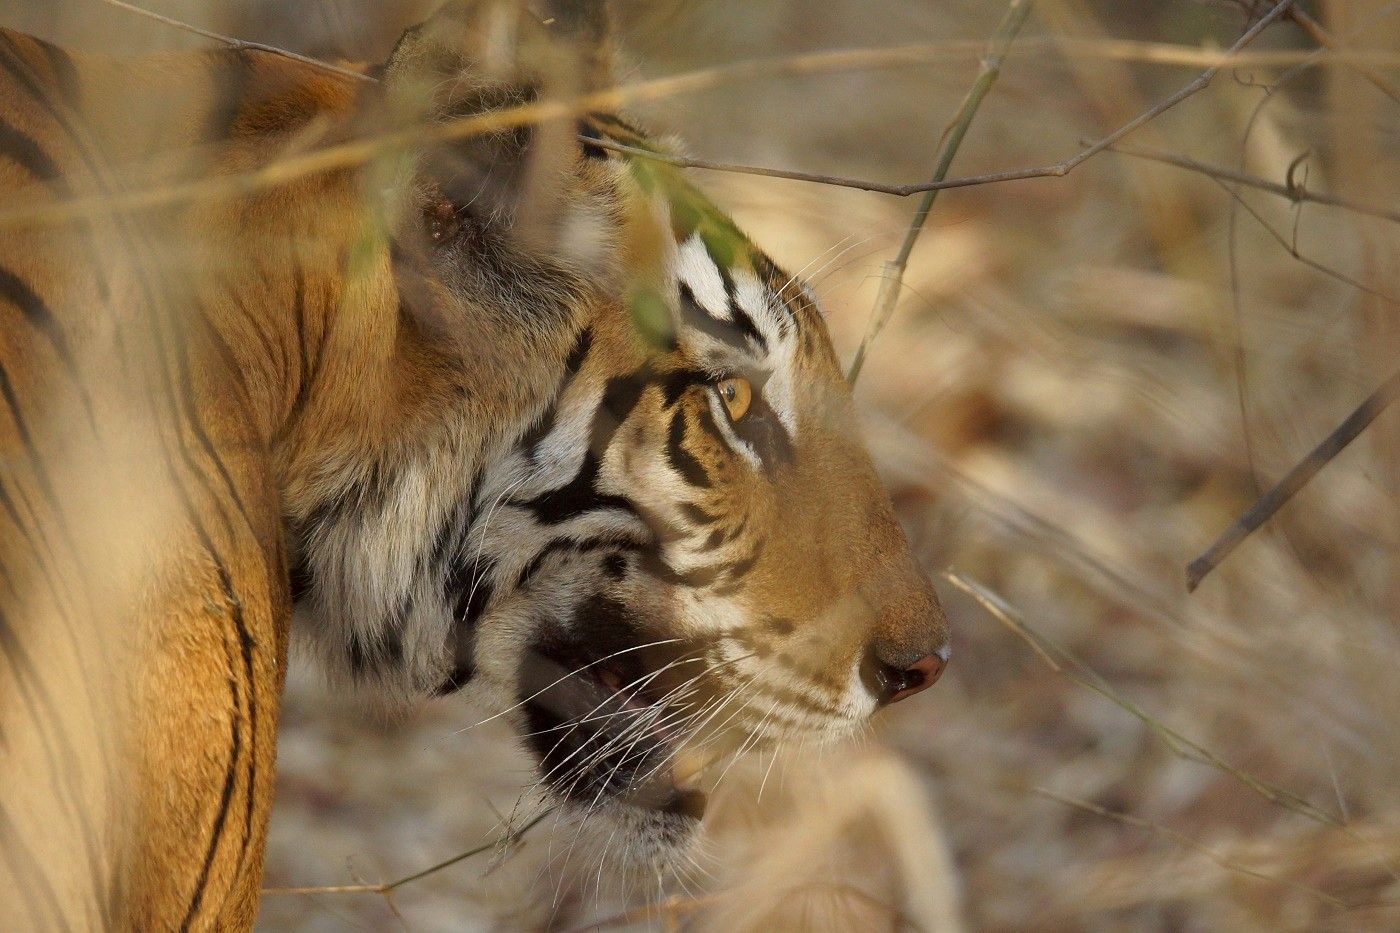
0,0,948,925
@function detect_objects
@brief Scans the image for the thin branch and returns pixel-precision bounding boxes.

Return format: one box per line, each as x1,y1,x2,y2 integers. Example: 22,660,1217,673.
0,2,1302,231
92,0,1400,79
1207,173,1400,305
846,0,1034,386
1103,142,1400,225
95,0,374,82
844,0,1298,385
581,137,945,196
260,808,554,897
1187,369,1400,591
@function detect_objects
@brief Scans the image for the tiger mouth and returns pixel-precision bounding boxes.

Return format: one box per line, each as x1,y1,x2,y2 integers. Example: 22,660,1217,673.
518,640,710,823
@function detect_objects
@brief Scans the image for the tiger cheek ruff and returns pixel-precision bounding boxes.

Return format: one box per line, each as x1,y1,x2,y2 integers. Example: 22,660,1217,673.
0,0,949,926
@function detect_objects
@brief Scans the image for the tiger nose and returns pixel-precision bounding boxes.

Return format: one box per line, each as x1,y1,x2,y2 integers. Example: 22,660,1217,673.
861,642,949,706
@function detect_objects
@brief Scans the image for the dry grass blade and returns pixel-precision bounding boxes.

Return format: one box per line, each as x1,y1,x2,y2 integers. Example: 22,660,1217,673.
0,2,1298,232
94,0,374,82
1187,369,1400,591
846,0,1034,387
1031,787,1349,909
260,808,554,898
944,570,1345,828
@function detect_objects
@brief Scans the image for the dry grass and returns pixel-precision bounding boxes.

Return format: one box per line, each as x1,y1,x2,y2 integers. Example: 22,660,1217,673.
8,0,1399,929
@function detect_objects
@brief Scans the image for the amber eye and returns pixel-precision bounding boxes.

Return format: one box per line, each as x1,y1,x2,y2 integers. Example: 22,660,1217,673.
716,377,753,421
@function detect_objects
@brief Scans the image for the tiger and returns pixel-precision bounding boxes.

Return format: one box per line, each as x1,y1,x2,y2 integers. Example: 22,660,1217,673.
0,1,950,927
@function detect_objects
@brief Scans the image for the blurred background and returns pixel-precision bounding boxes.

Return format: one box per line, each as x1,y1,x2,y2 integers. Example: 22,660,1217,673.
7,0,1399,929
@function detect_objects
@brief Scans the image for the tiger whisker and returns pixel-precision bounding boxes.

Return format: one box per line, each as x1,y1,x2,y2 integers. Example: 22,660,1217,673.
451,636,688,734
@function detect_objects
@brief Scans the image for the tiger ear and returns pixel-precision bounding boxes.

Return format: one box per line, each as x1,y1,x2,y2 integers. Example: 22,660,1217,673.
381,0,612,255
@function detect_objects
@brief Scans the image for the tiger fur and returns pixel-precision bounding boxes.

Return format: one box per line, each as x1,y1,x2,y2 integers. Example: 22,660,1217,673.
0,1,950,927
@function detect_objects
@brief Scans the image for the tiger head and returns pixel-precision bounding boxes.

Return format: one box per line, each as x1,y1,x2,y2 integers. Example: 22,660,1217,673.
291,0,949,867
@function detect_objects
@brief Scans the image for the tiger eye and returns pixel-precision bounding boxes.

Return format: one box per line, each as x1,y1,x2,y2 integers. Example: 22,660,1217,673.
716,377,753,421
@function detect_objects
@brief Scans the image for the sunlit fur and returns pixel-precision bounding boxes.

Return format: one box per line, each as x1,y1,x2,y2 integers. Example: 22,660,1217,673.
0,1,948,927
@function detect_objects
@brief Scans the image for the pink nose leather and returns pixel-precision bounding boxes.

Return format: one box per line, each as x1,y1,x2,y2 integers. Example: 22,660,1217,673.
883,652,947,705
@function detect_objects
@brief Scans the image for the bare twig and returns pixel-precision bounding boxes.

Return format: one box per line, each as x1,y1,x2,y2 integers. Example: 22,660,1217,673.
1187,369,1400,591
260,808,554,898
581,137,953,196
1207,174,1400,304
92,0,1400,80
844,0,1299,385
1103,142,1400,225
1,2,1304,231
846,0,1034,387
95,0,374,82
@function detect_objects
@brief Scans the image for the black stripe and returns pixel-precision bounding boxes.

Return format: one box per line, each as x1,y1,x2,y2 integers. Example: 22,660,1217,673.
692,402,728,453
677,278,768,358
203,48,252,144
678,501,718,526
30,34,80,110
731,395,795,471
0,34,50,110
726,301,769,353
522,452,634,525
347,623,404,677
434,530,491,695
639,550,724,588
576,119,609,160
165,309,264,894
521,369,651,524
179,673,241,932
1,38,256,920
0,117,60,184
522,328,592,461
666,407,710,488
0,361,80,557
515,534,644,590
135,294,258,926
224,286,284,393
173,308,257,536
752,251,799,336
0,266,96,425
722,542,763,582
713,263,768,351
678,282,737,348
564,326,593,373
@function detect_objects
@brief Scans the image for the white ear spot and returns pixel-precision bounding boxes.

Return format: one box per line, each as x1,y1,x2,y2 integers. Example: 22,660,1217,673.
674,234,730,320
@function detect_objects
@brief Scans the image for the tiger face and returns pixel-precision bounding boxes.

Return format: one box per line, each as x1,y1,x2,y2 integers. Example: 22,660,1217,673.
289,1,949,869
468,230,953,861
